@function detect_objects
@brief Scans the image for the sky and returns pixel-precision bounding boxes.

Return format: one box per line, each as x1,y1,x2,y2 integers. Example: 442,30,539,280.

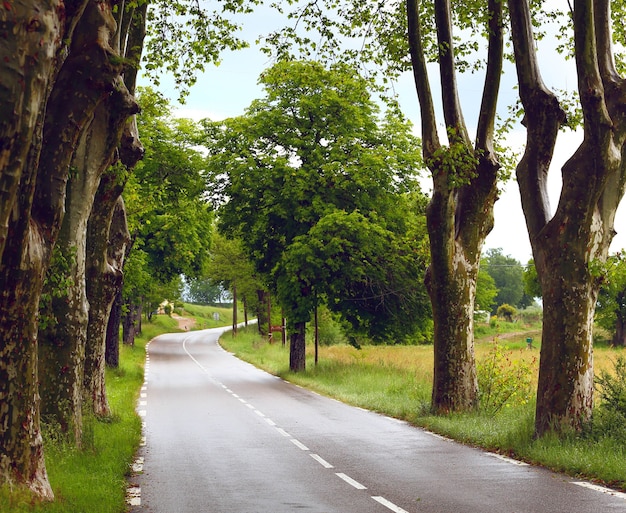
143,4,626,265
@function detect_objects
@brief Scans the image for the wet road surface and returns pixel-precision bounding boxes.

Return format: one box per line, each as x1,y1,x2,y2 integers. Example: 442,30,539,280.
130,326,626,512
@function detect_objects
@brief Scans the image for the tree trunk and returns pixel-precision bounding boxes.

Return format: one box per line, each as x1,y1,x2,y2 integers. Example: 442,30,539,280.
407,0,503,412
612,313,626,347
256,289,269,335
122,300,139,346
535,249,596,433
508,0,626,436
84,194,131,417
37,0,137,444
106,290,123,367
0,0,97,499
289,321,306,372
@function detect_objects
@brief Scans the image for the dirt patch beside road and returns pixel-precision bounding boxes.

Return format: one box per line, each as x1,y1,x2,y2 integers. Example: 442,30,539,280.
171,313,196,331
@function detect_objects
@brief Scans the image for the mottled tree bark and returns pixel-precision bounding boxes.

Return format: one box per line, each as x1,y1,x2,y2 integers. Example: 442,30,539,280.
508,0,626,435
84,195,131,417
407,0,503,412
38,0,138,444
0,0,90,499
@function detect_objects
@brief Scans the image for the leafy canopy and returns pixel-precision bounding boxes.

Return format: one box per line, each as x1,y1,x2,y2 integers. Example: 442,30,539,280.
205,60,430,341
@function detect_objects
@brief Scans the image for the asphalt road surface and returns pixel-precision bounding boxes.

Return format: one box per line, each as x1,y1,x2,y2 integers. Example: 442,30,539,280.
129,326,626,513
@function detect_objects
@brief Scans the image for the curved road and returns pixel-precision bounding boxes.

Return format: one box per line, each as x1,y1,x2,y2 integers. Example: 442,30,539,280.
129,327,626,513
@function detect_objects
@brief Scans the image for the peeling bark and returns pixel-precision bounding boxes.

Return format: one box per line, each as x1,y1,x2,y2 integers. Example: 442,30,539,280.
407,0,503,412
0,0,90,499
38,0,138,444
508,0,626,435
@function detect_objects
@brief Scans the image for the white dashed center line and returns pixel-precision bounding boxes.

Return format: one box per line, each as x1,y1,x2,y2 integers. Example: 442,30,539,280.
290,438,309,451
310,454,334,468
372,496,410,513
336,473,367,490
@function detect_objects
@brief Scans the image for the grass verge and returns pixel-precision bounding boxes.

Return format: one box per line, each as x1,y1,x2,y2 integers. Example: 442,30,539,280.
221,325,626,492
0,314,180,512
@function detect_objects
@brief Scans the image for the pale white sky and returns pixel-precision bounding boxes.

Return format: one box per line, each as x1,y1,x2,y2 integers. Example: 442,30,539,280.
145,4,626,265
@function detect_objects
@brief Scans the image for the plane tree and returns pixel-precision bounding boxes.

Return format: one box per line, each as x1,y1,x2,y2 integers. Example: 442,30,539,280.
206,60,427,371
0,0,260,498
263,0,506,411
507,0,626,435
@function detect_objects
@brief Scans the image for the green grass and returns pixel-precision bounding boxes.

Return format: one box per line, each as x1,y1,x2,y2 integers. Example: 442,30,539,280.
221,326,626,492
179,303,242,330
0,314,181,512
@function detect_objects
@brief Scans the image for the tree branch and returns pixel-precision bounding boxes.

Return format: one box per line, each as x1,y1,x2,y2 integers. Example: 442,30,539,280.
508,0,565,241
475,0,503,155
406,0,440,160
434,0,470,146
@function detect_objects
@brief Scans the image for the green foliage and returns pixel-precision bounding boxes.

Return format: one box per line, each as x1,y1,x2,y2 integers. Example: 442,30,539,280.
477,340,535,416
497,303,517,322
476,265,497,312
482,248,525,311
307,305,348,346
130,87,213,283
186,276,225,304
522,259,542,299
39,245,77,331
207,60,430,342
592,356,626,441
205,229,264,319
596,252,626,344
426,129,479,188
143,0,261,100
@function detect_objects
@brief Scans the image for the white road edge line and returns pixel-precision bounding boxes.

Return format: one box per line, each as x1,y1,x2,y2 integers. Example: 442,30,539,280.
310,454,334,468
336,473,367,490
572,481,626,500
487,453,529,466
265,418,276,426
290,439,309,451
371,496,410,513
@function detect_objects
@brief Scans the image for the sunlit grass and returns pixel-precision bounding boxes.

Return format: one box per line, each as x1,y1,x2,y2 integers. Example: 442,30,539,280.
221,325,626,491
179,303,244,330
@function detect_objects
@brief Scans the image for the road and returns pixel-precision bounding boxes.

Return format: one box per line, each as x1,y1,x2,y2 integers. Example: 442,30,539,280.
129,326,626,513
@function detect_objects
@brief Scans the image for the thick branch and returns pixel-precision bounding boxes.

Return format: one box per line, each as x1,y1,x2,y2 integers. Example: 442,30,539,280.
434,0,470,145
508,0,565,241
594,0,619,84
575,0,610,137
406,0,440,160
475,0,503,154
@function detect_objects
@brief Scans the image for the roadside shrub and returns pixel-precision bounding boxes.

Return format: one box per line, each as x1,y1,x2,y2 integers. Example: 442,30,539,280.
592,355,626,441
477,339,535,415
497,303,517,322
307,306,348,346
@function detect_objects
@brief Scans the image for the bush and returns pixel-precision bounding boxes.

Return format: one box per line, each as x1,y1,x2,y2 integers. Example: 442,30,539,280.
307,306,348,346
592,355,626,440
497,303,517,322
477,339,535,415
